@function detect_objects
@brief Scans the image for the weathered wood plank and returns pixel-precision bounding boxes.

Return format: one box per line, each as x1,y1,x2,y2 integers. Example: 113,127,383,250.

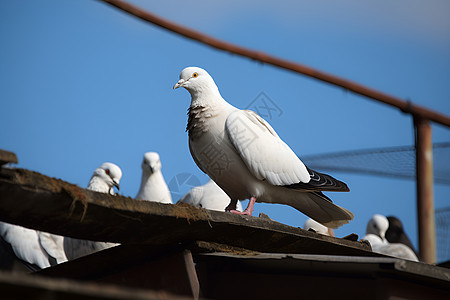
39,245,200,299
0,150,18,166
0,167,373,256
194,253,450,299
0,269,191,300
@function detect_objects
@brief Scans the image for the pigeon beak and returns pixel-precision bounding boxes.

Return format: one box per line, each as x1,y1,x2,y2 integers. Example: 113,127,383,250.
173,79,185,90
113,180,120,191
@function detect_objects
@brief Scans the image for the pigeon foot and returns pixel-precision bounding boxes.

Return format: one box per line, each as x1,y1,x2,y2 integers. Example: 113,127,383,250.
229,197,256,216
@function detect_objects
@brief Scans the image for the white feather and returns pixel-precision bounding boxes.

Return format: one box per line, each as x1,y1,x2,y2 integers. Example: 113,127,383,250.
179,179,243,212
226,110,310,186
38,232,67,264
303,218,331,236
0,222,51,269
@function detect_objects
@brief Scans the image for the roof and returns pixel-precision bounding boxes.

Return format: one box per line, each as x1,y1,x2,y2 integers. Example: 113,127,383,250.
0,166,373,256
0,154,449,299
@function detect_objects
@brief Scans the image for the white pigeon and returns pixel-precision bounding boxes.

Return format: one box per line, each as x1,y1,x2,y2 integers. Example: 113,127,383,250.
178,179,243,212
136,152,172,204
64,162,122,261
365,214,390,241
173,67,353,228
362,214,418,261
87,162,121,195
0,222,52,269
302,218,334,236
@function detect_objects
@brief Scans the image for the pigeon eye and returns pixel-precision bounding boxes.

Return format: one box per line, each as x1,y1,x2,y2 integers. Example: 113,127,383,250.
105,169,110,175
193,72,198,78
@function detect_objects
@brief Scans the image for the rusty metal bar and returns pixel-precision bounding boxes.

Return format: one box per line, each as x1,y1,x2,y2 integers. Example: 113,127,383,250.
414,117,436,263
100,0,450,127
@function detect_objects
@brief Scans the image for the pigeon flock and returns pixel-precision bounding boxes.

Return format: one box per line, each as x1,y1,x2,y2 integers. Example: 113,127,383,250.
0,67,421,271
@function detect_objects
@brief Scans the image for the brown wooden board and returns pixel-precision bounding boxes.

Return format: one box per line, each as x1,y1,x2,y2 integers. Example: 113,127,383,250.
0,167,373,256
0,150,18,166
0,269,193,300
194,253,450,299
38,244,200,298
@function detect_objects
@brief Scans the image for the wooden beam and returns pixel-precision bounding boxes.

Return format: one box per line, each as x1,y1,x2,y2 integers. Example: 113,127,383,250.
195,253,450,299
39,245,200,299
0,269,191,300
0,167,373,257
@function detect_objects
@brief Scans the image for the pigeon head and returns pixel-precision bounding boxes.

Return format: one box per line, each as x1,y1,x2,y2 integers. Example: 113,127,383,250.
93,162,122,191
366,214,389,240
173,67,219,97
142,152,162,174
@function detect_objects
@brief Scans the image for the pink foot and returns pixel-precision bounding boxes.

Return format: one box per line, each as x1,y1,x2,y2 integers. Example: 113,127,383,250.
230,209,252,215
229,197,256,216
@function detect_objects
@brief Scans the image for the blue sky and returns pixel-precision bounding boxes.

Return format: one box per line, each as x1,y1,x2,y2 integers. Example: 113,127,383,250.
1,1,449,261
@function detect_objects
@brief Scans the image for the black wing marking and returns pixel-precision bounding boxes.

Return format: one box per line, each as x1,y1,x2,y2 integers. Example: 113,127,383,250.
283,167,349,192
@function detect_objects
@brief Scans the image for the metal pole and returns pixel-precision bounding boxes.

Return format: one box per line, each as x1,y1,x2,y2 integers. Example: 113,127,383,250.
414,116,436,263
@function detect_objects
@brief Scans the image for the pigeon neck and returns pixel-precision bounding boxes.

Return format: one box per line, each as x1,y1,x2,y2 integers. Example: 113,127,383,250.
138,170,160,193
188,84,229,107
87,176,111,194
141,169,162,184
136,170,169,202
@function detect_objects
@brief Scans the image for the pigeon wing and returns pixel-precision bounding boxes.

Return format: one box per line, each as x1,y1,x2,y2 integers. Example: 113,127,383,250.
226,110,349,192
225,110,310,186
